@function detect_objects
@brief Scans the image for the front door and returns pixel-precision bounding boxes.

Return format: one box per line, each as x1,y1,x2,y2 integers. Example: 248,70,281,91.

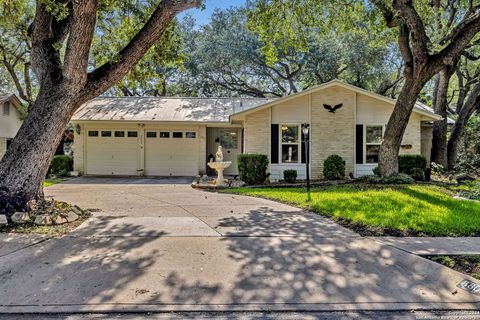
218,129,240,175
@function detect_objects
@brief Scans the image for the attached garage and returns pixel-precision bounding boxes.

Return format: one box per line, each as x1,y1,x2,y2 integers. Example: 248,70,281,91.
71,97,273,177
144,129,198,176
85,129,139,175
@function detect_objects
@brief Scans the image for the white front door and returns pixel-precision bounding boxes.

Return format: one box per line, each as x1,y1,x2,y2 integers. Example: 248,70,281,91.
218,128,240,175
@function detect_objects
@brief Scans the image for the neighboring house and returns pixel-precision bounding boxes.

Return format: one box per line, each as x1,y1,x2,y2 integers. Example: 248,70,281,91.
0,93,23,161
71,80,442,179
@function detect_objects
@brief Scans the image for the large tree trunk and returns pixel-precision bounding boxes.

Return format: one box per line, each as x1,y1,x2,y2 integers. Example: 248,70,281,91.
447,83,480,169
0,88,78,213
378,78,425,176
431,69,453,168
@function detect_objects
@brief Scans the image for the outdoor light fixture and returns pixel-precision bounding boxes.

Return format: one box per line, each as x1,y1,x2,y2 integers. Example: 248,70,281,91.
301,123,311,201
75,124,81,135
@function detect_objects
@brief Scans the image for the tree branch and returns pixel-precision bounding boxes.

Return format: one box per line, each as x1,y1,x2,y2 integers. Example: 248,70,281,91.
393,0,430,64
63,0,98,87
83,0,201,100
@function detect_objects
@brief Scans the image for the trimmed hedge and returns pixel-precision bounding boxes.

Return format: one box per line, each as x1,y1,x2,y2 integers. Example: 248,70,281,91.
398,155,427,180
323,154,345,180
237,154,270,185
283,169,297,183
50,155,73,176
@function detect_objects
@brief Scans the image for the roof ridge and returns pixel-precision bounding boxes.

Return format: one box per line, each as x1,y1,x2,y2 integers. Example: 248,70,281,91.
95,96,274,100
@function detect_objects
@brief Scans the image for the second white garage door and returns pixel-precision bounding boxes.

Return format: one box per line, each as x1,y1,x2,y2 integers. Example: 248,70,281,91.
145,130,198,176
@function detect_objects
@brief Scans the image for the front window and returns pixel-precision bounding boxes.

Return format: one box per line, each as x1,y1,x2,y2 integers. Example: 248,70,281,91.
281,124,299,163
365,125,383,163
219,130,238,148
3,103,10,116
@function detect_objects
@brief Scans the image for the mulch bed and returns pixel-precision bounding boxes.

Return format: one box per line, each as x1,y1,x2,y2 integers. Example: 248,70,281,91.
426,255,480,280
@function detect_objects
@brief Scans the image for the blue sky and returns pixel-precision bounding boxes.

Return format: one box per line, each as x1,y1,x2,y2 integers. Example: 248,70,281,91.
179,0,246,25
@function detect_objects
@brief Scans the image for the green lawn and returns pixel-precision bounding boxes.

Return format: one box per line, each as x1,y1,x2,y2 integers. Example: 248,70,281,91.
226,184,480,236
43,178,65,187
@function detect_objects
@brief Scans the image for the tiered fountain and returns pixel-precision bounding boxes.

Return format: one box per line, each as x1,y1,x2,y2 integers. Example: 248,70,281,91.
207,146,231,186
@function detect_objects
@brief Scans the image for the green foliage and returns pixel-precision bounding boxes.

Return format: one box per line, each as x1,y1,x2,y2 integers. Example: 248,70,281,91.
323,155,345,180
398,155,427,180
226,184,480,236
356,173,414,184
283,169,297,183
372,166,380,176
93,1,186,96
456,115,480,172
431,162,445,176
49,155,73,176
237,154,270,185
384,173,415,184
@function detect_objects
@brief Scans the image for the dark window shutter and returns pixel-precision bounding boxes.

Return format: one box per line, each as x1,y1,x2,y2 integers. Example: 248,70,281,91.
356,124,363,164
301,130,306,164
271,124,279,164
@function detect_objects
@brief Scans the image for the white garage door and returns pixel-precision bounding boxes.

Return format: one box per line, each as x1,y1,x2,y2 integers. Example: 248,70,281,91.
86,129,139,175
145,130,198,176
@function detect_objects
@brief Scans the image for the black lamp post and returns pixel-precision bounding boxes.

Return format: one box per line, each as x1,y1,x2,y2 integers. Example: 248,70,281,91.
301,123,311,201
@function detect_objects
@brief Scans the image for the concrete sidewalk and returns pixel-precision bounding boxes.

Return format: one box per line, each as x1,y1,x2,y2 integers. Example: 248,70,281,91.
375,237,480,255
0,177,479,313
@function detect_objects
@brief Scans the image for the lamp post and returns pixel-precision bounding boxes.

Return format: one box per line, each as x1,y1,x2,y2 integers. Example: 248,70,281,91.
301,123,310,201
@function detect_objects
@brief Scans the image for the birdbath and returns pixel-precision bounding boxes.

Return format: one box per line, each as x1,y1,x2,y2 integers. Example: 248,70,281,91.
207,146,231,186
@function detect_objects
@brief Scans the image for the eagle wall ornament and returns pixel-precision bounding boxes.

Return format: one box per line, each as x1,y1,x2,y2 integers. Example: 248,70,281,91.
323,103,343,113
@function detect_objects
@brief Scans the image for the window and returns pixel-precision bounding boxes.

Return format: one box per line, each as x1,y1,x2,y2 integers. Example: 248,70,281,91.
88,131,99,137
186,132,196,139
173,132,183,138
146,131,157,138
127,131,138,138
114,131,125,137
3,102,10,116
219,130,237,148
101,131,112,137
365,125,383,163
160,132,170,138
281,124,299,163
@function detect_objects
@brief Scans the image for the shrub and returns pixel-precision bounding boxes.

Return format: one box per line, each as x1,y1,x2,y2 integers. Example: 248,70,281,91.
372,166,380,176
237,154,270,185
430,162,445,176
283,169,297,183
356,173,414,184
323,154,345,180
398,155,427,180
384,173,415,184
49,155,73,176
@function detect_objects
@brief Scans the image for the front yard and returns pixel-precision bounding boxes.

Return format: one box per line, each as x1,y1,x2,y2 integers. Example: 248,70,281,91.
226,184,480,236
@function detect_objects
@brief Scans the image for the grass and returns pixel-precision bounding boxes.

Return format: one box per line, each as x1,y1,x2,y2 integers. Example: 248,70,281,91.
225,184,480,236
43,177,66,187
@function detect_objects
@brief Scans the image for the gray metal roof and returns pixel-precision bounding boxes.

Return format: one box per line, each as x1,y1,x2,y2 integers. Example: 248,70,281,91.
72,97,274,122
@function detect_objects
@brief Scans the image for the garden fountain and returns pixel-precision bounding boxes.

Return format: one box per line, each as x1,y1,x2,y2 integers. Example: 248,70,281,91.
207,146,231,186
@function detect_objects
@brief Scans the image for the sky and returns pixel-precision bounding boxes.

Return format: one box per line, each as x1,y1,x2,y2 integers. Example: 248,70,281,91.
179,0,246,25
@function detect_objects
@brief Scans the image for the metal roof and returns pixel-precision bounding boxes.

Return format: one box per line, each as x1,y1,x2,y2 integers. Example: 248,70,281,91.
72,97,273,122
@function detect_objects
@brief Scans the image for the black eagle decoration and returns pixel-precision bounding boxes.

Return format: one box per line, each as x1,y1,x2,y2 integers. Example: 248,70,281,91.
323,103,343,113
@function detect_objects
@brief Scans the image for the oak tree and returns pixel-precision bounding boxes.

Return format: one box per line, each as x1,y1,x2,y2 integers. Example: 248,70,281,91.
0,0,201,213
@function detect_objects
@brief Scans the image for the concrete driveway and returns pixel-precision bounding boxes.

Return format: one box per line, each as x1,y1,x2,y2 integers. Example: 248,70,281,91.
0,177,479,313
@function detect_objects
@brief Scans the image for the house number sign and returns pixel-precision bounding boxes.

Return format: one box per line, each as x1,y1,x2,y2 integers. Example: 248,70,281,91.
458,279,480,295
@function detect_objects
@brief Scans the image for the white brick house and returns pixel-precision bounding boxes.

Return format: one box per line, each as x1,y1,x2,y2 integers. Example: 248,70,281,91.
71,80,441,179
0,94,23,161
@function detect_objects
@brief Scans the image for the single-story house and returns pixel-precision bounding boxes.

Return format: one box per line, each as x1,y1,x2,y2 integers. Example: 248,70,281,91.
71,79,441,180
0,93,23,160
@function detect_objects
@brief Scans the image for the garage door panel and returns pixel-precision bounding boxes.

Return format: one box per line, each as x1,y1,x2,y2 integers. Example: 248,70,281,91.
145,131,198,176
86,129,138,176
